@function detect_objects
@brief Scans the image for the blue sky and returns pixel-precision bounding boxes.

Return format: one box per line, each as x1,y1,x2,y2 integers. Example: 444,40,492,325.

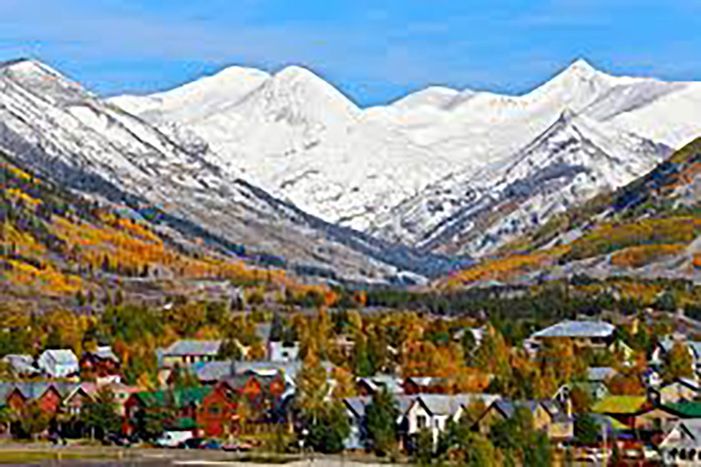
1,0,700,106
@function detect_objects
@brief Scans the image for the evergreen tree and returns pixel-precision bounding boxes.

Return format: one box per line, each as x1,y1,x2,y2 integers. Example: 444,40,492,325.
80,387,121,439
365,388,398,456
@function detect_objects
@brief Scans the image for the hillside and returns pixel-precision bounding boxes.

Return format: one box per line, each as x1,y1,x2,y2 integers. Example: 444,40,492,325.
439,138,701,289
0,150,291,308
0,58,458,283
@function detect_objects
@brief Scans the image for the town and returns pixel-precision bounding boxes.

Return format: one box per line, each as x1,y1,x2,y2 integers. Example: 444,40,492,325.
1,293,701,466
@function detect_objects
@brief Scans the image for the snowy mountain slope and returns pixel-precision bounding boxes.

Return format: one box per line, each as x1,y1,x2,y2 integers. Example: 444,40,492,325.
0,58,458,282
111,58,701,256
370,110,671,256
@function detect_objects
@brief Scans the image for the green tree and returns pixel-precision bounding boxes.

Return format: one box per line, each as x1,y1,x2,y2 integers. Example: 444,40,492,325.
489,406,551,467
575,413,599,445
412,428,434,466
305,401,350,454
365,388,398,456
17,401,51,440
295,351,330,423
80,387,121,439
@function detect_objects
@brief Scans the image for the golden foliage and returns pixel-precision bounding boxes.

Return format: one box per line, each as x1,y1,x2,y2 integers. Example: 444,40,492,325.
610,243,685,269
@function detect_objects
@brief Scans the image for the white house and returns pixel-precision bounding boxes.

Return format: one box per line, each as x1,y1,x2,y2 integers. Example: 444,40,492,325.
660,419,701,465
37,349,79,378
268,341,300,362
404,394,500,444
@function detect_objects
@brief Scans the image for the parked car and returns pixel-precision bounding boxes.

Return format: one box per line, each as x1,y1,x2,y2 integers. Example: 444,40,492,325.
200,439,221,450
154,431,194,448
178,437,206,450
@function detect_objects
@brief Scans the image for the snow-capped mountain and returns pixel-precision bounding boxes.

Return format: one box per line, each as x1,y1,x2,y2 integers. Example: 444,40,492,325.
112,58,701,254
0,58,458,282
370,110,671,256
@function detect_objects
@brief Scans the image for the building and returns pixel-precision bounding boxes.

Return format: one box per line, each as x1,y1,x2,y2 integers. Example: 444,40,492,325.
0,382,78,414
192,360,234,384
62,383,98,417
660,419,701,465
591,395,650,428
37,349,79,379
652,337,701,377
124,387,213,436
553,366,616,406
525,320,616,353
1,354,38,377
652,378,701,405
80,346,120,383
268,341,300,363
476,399,573,442
356,375,404,396
403,377,452,395
405,394,500,444
198,381,239,438
343,395,417,450
160,340,222,368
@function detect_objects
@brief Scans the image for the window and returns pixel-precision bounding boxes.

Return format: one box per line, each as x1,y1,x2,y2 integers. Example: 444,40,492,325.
417,415,427,430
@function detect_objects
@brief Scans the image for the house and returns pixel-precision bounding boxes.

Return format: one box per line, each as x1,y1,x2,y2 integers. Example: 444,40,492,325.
406,394,500,444
37,349,79,379
192,360,234,384
268,341,300,363
62,383,98,417
403,377,452,395
197,381,239,438
0,382,78,414
108,383,142,416
554,366,615,406
343,395,417,450
659,419,701,465
80,346,120,383
652,378,701,404
160,340,222,368
476,399,573,442
356,375,404,396
652,337,701,377
591,395,650,428
1,354,38,377
525,320,615,353
124,387,213,436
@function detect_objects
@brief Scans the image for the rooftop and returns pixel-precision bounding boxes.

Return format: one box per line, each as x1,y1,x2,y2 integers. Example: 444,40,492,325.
162,340,222,357
531,320,615,339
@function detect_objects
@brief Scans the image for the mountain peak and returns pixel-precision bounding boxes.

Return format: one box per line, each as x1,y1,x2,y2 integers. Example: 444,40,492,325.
0,58,62,78
564,58,598,76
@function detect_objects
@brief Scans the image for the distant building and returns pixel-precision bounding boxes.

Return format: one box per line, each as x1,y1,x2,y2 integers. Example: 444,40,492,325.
37,349,79,379
160,340,222,368
2,354,39,377
356,374,404,396
80,346,121,383
525,320,616,353
652,337,701,377
476,399,573,442
268,341,299,362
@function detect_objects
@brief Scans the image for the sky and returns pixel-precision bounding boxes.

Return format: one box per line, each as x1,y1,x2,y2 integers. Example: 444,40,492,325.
1,0,701,106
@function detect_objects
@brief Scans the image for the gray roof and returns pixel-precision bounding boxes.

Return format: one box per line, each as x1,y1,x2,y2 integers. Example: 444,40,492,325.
40,349,78,364
587,367,617,382
493,399,570,423
89,346,119,363
357,375,404,394
531,320,615,339
2,354,38,375
163,340,222,357
418,394,500,416
193,360,234,382
344,395,417,419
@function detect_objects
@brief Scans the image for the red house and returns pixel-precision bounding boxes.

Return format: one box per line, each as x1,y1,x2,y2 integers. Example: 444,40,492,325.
2,382,78,415
197,382,239,437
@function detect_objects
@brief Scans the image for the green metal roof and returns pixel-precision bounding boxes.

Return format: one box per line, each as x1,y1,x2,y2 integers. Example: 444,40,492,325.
135,386,212,409
664,402,701,418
